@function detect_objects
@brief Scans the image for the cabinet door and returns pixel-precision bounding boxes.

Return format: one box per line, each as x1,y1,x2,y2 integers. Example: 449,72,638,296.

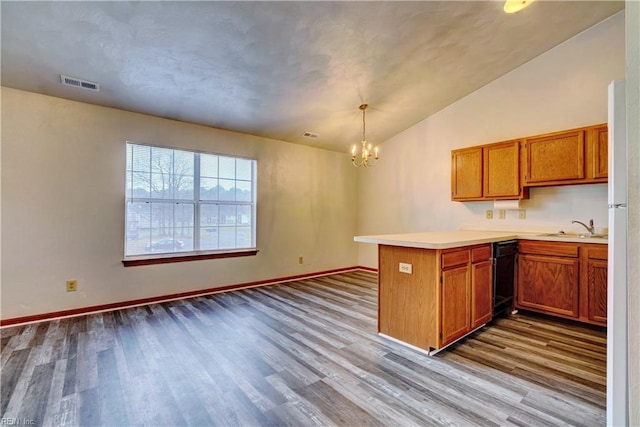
484,140,521,199
516,254,580,318
524,129,585,184
589,125,608,180
587,258,608,324
451,147,483,200
471,259,493,329
441,265,470,346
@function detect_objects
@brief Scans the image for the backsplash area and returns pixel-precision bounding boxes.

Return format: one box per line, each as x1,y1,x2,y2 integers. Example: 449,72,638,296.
464,183,609,235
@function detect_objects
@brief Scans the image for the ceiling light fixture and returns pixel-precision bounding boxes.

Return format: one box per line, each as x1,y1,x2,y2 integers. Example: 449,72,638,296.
503,0,535,14
351,104,379,168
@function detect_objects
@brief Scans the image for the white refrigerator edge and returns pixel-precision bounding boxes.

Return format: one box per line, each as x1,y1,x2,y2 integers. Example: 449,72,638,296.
607,78,628,427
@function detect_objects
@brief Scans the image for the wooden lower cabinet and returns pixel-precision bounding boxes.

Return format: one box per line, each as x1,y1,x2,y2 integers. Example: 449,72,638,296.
441,265,471,345
378,243,493,352
517,254,580,318
516,240,607,326
585,245,608,324
471,258,494,329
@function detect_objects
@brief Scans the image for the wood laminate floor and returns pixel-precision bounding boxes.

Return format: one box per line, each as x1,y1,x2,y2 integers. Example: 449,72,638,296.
1,271,606,426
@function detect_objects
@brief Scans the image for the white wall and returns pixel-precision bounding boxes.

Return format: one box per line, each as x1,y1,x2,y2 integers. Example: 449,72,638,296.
0,88,359,320
357,11,625,267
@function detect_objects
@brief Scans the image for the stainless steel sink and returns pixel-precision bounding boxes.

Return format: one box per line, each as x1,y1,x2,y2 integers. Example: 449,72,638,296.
538,232,608,239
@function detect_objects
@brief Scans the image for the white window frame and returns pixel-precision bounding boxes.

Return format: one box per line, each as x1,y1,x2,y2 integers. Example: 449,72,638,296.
124,141,257,264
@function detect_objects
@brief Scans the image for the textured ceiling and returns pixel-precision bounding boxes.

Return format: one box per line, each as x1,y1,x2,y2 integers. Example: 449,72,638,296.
0,1,624,152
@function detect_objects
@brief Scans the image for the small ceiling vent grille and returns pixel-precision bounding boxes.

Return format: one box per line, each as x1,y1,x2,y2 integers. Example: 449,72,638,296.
303,131,319,139
60,75,100,92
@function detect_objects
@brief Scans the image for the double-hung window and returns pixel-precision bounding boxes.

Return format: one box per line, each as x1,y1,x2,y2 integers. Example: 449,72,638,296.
125,142,257,261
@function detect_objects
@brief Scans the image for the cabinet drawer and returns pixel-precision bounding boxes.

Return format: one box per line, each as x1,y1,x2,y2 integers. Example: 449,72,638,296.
442,249,469,269
471,245,492,263
518,240,578,257
587,246,608,260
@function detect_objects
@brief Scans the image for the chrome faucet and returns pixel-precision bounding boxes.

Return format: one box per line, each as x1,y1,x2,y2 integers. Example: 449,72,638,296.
572,219,595,235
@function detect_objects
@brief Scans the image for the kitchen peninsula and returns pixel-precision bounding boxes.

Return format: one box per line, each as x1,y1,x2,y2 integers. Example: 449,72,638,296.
354,230,607,354
355,230,516,354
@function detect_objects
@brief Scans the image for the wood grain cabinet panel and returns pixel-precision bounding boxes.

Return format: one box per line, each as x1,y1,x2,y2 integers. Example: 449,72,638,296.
471,259,493,329
587,258,608,324
378,243,493,352
451,147,483,200
378,245,439,350
440,244,493,347
483,140,521,199
584,245,608,325
524,129,585,184
452,140,526,201
589,125,608,180
518,240,579,257
517,254,580,318
453,124,607,201
441,266,471,345
516,240,607,326
442,249,470,269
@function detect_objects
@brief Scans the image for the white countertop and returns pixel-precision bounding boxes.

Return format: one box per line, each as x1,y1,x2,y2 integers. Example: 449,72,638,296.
354,229,607,249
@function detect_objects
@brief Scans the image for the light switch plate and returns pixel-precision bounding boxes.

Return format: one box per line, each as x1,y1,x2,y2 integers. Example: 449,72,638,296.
399,262,412,274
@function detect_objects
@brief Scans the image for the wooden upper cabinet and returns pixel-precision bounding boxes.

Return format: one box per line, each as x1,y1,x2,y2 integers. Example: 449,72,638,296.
524,129,585,185
484,140,521,199
589,124,608,180
452,140,525,201
451,147,483,200
452,123,607,202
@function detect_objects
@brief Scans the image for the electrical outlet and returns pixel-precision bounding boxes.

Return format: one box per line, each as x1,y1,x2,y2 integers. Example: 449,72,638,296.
498,209,506,219
399,262,412,274
298,256,304,264
66,280,77,292
485,210,493,219
519,209,526,220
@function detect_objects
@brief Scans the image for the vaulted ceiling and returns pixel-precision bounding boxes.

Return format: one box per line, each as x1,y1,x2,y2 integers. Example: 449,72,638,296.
0,1,624,152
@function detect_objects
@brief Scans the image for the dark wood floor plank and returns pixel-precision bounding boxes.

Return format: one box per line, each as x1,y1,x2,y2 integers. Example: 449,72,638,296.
1,271,606,426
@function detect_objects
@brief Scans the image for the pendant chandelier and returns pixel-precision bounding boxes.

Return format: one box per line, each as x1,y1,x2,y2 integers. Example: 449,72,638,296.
351,104,379,167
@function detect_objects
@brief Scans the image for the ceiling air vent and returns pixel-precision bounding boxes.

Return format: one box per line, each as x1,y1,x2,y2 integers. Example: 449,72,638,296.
60,75,100,92
303,131,319,139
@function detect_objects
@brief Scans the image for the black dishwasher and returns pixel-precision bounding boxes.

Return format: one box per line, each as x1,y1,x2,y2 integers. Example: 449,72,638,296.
492,240,518,317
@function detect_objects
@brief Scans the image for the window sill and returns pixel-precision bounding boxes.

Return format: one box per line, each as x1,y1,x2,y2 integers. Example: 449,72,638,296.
122,249,259,267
